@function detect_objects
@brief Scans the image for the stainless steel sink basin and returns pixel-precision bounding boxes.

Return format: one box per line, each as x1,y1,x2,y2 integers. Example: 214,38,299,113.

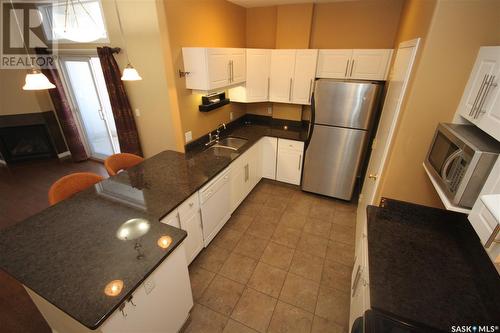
211,137,248,151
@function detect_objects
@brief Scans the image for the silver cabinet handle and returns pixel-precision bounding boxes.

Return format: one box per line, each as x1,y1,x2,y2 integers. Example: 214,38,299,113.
351,265,362,297
475,75,497,118
244,164,249,182
469,74,488,116
350,59,355,77
228,61,231,83
308,79,313,103
298,154,302,170
485,224,500,248
267,77,270,99
231,60,234,82
289,78,292,101
344,59,349,77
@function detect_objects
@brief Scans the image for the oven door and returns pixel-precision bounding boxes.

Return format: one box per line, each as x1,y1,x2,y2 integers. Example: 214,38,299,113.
424,124,471,205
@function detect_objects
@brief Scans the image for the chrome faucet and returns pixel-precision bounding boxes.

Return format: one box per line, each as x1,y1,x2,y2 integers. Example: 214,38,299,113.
205,123,227,146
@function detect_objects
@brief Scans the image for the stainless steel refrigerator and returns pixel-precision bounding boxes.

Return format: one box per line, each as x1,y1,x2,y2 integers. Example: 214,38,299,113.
302,79,382,200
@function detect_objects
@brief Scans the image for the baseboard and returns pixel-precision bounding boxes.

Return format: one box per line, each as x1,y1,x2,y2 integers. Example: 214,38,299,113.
57,151,71,160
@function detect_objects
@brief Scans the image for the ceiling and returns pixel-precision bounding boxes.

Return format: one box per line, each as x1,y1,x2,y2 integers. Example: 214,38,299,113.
227,0,360,8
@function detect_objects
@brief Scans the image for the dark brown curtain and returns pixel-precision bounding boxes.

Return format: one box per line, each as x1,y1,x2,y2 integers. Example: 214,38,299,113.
36,48,88,162
97,47,143,157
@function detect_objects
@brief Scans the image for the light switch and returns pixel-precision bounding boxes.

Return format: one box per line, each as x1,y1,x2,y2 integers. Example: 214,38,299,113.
185,131,193,143
134,108,141,117
267,106,272,115
230,111,234,121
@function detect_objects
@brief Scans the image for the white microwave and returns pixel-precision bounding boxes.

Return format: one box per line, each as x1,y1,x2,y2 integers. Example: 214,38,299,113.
424,123,500,208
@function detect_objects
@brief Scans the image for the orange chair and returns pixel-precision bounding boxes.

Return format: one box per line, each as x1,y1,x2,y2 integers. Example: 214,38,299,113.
48,172,104,205
104,153,144,176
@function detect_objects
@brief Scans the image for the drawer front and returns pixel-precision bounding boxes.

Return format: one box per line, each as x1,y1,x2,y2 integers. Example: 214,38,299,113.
178,192,200,221
160,209,180,228
278,138,304,152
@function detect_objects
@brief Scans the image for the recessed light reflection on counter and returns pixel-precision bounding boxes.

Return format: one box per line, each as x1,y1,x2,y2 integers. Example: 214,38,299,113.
157,236,173,249
104,280,124,297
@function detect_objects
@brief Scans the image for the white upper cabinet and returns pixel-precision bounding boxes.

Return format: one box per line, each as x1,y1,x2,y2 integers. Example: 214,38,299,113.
350,49,393,80
269,49,318,105
228,49,271,103
316,49,392,80
182,47,246,91
292,49,318,105
269,50,297,103
316,49,352,79
457,46,500,141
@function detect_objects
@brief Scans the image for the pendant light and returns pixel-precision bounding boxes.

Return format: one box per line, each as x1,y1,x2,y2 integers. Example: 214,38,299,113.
9,0,55,90
114,0,142,81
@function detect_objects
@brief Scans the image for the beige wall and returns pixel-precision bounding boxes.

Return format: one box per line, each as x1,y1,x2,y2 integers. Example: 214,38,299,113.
0,69,53,115
246,6,277,49
164,0,247,142
310,0,404,49
379,0,500,207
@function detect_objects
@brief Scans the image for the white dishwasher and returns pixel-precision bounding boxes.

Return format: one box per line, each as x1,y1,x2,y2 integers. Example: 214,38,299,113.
200,168,231,246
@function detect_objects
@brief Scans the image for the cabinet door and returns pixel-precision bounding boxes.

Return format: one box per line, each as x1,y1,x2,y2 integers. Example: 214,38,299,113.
180,211,204,264
261,137,277,180
350,49,392,80
472,48,500,141
247,49,271,101
230,158,247,212
349,236,370,330
269,50,296,103
316,49,352,79
292,50,318,105
228,48,246,85
247,141,262,190
458,47,500,127
206,48,230,90
276,148,303,185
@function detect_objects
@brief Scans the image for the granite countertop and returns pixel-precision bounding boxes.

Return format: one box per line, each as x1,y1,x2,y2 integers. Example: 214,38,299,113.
367,199,500,331
0,119,309,330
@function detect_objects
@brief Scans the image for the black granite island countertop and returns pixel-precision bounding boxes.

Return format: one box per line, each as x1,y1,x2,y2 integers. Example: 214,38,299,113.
0,120,309,330
367,199,500,331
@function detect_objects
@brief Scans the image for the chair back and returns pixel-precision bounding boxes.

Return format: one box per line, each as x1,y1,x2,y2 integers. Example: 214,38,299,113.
104,153,144,176
48,172,103,205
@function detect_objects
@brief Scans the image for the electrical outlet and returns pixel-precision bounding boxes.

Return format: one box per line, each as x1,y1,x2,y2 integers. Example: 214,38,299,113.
134,108,141,117
267,106,272,115
144,278,155,295
229,111,234,121
185,131,193,143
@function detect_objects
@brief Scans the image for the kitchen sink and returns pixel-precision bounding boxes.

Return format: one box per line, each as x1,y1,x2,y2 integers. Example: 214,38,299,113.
211,137,248,151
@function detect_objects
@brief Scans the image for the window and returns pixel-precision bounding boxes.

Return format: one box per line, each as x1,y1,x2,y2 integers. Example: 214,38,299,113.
39,0,108,43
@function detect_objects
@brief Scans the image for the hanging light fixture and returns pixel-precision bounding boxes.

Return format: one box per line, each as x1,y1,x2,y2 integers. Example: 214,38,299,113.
9,0,55,90
114,0,142,81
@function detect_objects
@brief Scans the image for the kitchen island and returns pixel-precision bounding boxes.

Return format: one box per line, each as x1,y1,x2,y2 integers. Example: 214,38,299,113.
0,117,308,332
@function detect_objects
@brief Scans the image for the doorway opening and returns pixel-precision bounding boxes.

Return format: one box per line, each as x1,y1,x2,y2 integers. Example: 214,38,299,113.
59,55,120,160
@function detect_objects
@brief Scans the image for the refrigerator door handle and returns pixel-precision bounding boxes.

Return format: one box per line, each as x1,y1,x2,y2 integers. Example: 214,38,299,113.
305,92,316,150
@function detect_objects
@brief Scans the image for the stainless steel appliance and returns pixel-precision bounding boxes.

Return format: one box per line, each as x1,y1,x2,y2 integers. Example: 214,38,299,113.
302,79,382,200
424,123,500,209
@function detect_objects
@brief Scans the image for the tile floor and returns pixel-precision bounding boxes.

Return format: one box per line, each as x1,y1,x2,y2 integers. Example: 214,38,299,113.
184,179,357,333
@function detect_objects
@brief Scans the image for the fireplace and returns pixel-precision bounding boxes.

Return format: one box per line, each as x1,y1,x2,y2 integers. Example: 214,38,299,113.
0,125,56,162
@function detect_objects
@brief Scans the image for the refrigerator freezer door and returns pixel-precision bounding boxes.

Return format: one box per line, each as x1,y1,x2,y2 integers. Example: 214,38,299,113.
314,79,381,130
302,124,368,200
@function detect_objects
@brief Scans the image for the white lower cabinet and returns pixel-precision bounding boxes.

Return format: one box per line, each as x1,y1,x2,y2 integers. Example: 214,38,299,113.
349,225,370,330
276,138,304,185
178,193,204,265
261,137,278,180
